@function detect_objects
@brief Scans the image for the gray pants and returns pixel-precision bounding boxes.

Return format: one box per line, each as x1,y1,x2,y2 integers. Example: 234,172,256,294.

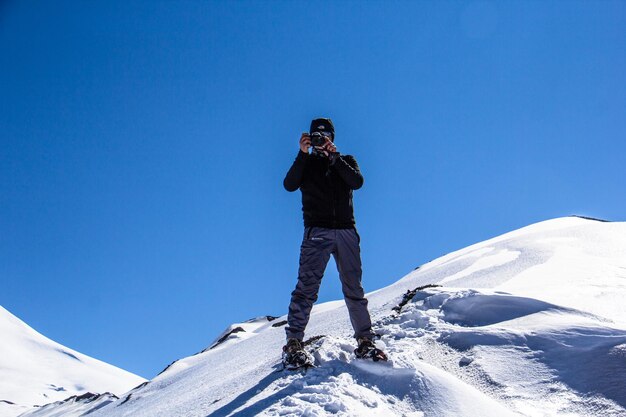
286,227,375,341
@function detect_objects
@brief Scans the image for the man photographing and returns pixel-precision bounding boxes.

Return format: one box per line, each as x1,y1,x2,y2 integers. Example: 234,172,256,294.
282,117,387,369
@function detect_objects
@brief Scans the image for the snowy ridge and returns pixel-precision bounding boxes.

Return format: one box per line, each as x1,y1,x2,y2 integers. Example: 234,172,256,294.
19,216,626,416
0,306,145,417
17,393,119,417
207,316,282,352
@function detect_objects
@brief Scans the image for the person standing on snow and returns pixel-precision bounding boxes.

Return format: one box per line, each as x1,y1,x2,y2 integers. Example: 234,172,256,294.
281,117,387,369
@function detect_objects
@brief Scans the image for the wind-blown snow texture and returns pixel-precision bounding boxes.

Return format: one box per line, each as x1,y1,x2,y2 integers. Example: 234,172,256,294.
0,306,145,417
16,217,626,416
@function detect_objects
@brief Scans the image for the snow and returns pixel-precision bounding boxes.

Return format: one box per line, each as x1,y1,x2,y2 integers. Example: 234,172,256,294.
0,306,145,417
439,249,521,284
10,216,626,416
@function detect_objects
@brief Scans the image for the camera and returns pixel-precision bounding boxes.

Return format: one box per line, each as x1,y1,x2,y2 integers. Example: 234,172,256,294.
309,131,330,147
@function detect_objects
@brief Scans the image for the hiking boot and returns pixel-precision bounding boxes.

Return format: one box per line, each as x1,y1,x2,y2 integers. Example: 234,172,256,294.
354,337,388,362
282,338,313,369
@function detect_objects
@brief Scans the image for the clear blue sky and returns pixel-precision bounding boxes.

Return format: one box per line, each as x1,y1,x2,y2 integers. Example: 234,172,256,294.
1,0,624,379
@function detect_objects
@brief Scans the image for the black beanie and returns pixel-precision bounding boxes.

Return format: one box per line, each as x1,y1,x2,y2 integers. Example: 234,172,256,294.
310,118,335,137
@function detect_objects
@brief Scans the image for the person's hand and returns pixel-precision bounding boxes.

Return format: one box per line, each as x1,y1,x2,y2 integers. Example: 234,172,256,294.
322,137,337,154
299,133,311,153
322,137,339,163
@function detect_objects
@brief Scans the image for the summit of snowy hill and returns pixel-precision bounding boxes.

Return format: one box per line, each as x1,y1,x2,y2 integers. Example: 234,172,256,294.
22,216,626,416
0,306,145,417
389,216,626,326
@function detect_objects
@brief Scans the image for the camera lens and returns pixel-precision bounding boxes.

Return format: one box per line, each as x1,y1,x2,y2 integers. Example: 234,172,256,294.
310,132,325,147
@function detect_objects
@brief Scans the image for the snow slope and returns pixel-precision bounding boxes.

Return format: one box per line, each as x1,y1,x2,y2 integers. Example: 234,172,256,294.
25,216,626,416
0,306,145,417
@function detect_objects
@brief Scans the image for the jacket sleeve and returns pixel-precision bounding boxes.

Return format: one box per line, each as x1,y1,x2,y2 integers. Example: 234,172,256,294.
332,154,364,190
283,151,309,192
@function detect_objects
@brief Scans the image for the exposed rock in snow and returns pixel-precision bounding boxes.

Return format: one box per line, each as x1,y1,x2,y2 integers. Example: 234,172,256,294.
17,392,119,417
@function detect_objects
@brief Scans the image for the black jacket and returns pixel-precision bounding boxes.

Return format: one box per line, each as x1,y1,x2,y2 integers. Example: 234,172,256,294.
284,151,363,229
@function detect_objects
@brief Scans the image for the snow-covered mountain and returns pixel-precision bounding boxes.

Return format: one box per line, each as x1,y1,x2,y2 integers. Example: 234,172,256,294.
0,305,145,417
14,216,626,416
